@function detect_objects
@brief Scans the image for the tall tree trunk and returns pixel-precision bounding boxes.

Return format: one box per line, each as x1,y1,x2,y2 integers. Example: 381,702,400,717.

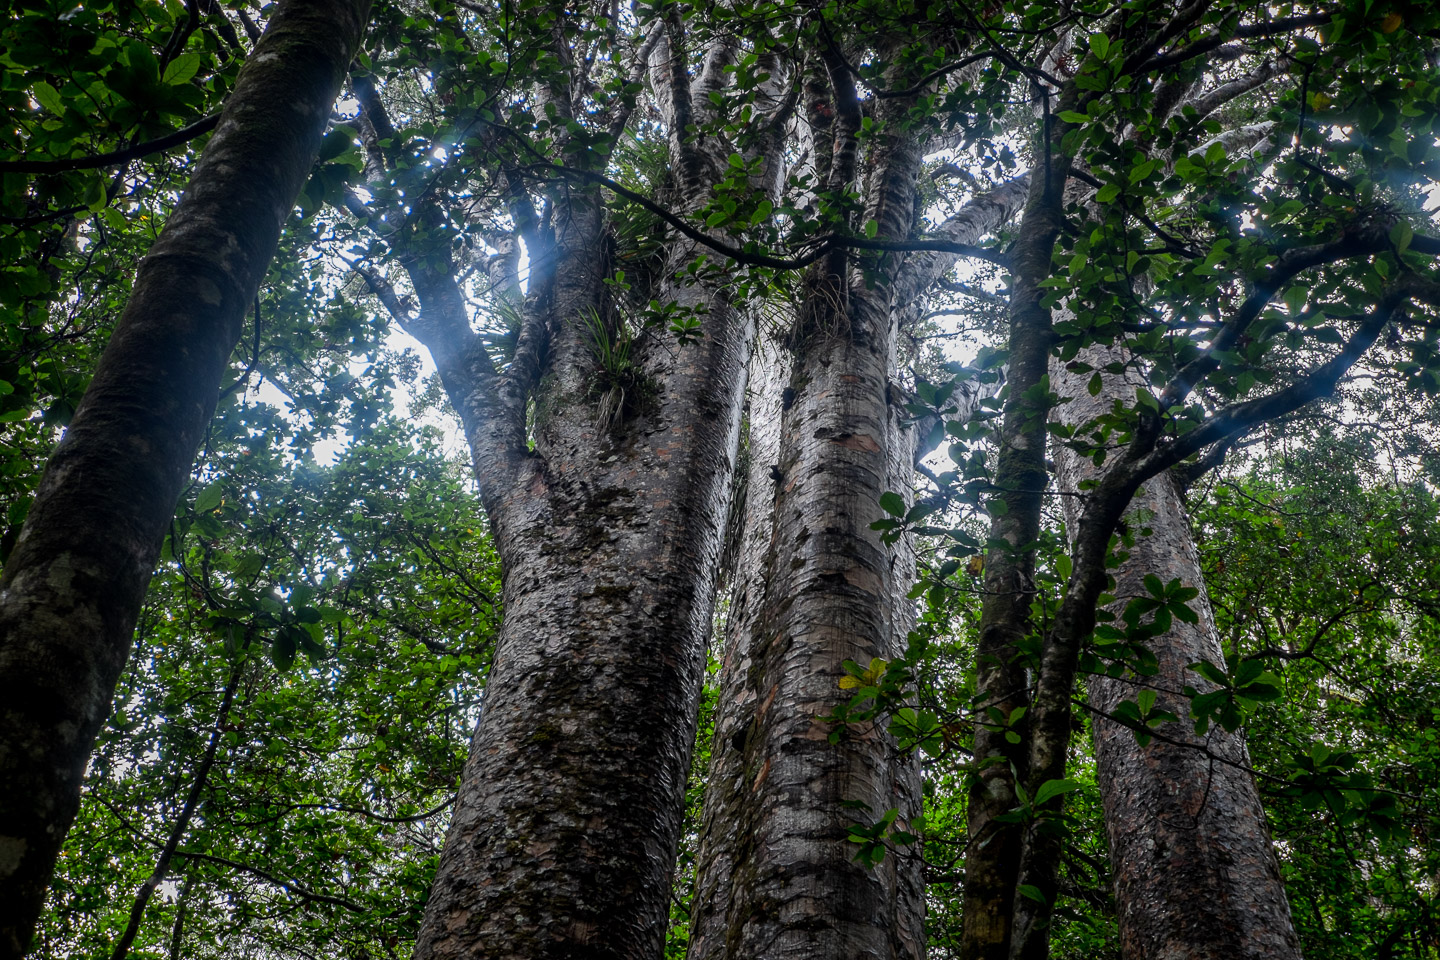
0,3,370,954
401,23,782,955
688,69,934,954
960,128,1075,960
1051,356,1302,960
400,212,754,958
689,329,791,960
687,308,918,960
691,156,1028,957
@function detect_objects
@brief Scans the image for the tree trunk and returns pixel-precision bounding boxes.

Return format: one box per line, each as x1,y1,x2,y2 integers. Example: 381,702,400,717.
960,131,1075,960
405,233,754,959
687,70,935,955
691,150,1029,955
0,3,369,954
1052,355,1302,960
402,25,778,955
689,330,791,960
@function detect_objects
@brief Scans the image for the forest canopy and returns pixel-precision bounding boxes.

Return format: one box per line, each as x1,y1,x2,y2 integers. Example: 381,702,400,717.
2,0,1440,958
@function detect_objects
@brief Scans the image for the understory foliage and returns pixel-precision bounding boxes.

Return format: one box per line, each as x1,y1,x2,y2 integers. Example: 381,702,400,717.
5,0,1440,957
888,423,1440,959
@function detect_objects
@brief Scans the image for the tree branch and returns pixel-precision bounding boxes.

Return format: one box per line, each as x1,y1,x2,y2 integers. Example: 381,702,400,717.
1145,298,1398,478
1158,225,1391,409
109,661,243,960
1139,12,1335,75
0,113,220,174
172,850,368,913
543,164,1011,270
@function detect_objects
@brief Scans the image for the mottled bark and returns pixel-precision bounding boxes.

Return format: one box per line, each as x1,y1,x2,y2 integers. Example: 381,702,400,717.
690,331,916,959
1050,355,1302,960
0,2,369,954
690,330,790,959
409,254,752,959
878,333,928,960
404,21,778,952
688,81,926,958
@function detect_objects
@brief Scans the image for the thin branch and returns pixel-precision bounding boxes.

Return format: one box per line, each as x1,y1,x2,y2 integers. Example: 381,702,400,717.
1158,225,1392,409
172,850,368,913
877,52,991,99
1188,61,1283,122
604,21,665,150
0,113,220,174
1144,298,1398,477
249,794,456,825
218,296,265,401
542,164,1011,270
109,660,244,960
1139,12,1335,75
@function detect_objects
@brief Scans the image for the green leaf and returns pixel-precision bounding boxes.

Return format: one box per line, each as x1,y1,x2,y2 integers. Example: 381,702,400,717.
126,40,160,84
270,630,297,672
1129,159,1157,183
1095,183,1121,203
32,81,65,116
1284,286,1307,314
879,491,906,517
1058,111,1091,124
162,52,202,85
1018,884,1048,906
195,481,225,514
318,128,357,162
864,219,878,239
1190,660,1230,687
82,174,107,211
1390,221,1413,255
1033,778,1081,808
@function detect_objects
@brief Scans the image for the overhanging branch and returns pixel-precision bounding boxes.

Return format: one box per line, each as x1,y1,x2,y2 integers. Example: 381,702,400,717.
1145,298,1398,478
0,113,220,174
544,164,1011,270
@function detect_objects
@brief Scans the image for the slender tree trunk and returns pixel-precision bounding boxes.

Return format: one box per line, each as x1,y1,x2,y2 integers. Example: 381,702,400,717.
1051,355,1302,960
960,128,1074,960
0,3,369,954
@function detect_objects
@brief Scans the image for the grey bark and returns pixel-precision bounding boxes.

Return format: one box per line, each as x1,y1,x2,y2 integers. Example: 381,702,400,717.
691,156,1029,957
1050,354,1302,960
410,282,752,960
687,77,926,958
398,22,784,956
0,2,370,954
689,329,790,960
